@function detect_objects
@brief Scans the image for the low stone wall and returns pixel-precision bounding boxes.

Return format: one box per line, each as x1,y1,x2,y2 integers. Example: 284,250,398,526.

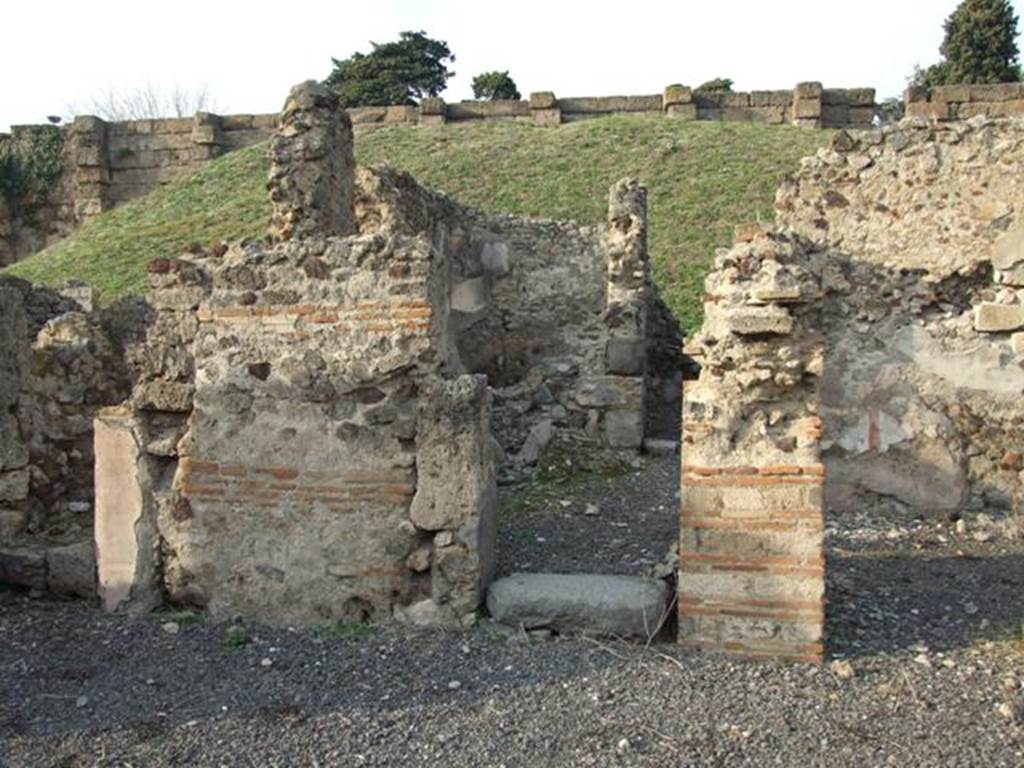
386,83,875,130
905,82,1024,121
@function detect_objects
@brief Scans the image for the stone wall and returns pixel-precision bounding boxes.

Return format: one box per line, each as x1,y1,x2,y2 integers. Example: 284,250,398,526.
678,114,1024,662
1,81,875,267
0,277,133,597
0,113,278,266
905,83,1024,122
92,82,677,625
365,83,875,129
776,116,1024,519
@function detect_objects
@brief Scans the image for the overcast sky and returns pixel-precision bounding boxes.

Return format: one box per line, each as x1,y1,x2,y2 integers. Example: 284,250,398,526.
3,0,1022,131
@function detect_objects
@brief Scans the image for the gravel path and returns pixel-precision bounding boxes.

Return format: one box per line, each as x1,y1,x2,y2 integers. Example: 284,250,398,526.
2,457,1023,767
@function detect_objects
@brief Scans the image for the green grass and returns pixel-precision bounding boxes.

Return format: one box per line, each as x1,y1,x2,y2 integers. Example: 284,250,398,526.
4,116,829,333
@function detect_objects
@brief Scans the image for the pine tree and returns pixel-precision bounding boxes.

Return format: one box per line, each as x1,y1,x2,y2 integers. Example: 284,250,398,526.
914,0,1021,85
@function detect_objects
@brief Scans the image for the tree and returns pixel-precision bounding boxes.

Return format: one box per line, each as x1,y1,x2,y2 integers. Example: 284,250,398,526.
696,78,734,92
325,31,455,107
912,0,1021,86
471,71,521,100
68,83,218,121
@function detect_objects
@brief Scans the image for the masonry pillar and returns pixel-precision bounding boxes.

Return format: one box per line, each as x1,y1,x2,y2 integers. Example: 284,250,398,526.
663,85,697,120
191,111,224,161
791,82,823,128
419,97,447,126
598,179,649,449
529,92,561,126
69,115,111,223
267,80,355,242
678,232,825,663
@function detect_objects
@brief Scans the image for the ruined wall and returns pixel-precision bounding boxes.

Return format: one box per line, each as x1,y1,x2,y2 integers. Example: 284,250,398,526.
1,80,875,266
95,82,495,626
380,83,874,129
0,277,132,598
776,116,1024,518
905,83,1024,122
0,113,277,265
679,233,826,663
0,278,131,540
352,156,673,471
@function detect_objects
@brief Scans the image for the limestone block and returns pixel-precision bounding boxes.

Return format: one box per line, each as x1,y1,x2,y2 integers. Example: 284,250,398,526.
966,83,1024,102
794,82,823,100
603,409,643,449
46,540,96,599
1012,332,1024,355
94,407,161,613
750,90,793,107
663,85,693,107
722,306,794,335
529,91,557,110
974,302,1024,332
410,375,496,531
480,241,511,275
906,101,950,121
451,277,490,313
532,108,561,126
958,101,1024,118
666,103,698,120
792,100,822,119
419,97,446,116
930,85,969,103
605,337,645,375
0,547,46,590
487,573,671,637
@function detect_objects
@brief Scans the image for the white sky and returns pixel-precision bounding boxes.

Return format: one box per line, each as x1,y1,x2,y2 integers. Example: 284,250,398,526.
3,0,1022,131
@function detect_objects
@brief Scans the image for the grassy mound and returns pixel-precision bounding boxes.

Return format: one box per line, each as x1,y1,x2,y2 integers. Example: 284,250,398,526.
5,116,829,332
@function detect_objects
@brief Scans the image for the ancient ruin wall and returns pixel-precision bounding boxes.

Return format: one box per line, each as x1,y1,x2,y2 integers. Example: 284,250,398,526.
1,81,874,266
776,116,1024,518
0,277,131,596
92,82,671,624
905,82,1024,122
679,233,826,663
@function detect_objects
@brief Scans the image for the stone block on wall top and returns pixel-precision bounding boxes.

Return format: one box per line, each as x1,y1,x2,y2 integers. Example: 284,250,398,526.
906,101,951,121
529,91,557,110
663,85,693,107
794,82,823,99
419,97,446,116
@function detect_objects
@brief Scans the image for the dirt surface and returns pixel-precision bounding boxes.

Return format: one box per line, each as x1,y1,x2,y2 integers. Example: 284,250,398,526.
2,457,1023,767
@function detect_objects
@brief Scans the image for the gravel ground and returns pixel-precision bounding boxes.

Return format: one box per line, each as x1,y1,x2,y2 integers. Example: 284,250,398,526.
2,456,1023,767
